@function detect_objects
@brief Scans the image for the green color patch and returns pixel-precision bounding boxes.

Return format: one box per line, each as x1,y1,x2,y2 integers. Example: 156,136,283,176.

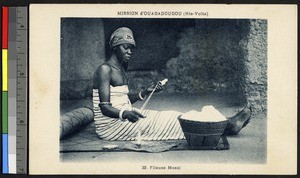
2,91,8,133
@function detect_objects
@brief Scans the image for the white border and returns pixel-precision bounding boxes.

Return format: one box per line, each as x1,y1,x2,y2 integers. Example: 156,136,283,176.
29,4,297,175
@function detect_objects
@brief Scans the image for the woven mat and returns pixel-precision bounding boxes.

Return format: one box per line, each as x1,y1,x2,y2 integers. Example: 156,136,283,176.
60,122,229,153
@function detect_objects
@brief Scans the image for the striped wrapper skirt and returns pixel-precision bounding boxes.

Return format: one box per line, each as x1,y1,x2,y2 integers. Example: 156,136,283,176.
93,86,185,141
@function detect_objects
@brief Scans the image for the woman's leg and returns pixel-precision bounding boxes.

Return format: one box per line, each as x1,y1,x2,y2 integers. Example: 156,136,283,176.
134,108,185,140
223,104,252,135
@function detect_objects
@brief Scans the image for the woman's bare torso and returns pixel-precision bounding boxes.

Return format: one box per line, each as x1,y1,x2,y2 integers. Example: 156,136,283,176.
93,61,128,89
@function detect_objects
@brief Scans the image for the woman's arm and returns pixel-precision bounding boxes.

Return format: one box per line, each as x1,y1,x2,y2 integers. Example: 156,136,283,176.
128,83,164,104
128,90,149,104
97,64,119,118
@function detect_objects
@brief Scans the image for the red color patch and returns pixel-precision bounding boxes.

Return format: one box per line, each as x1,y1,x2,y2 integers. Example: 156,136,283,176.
2,7,8,49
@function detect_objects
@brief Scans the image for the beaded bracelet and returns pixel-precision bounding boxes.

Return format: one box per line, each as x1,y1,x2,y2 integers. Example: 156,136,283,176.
119,108,127,121
138,91,145,101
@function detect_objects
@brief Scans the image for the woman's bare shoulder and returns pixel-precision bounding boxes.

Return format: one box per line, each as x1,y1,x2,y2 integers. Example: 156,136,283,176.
95,63,111,75
93,63,112,88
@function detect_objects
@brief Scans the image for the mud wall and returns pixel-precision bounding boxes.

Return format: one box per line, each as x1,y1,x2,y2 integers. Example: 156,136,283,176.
60,18,105,99
240,19,268,115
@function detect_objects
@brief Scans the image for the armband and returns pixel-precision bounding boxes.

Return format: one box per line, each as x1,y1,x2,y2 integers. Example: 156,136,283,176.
98,102,112,107
119,108,127,122
138,91,145,101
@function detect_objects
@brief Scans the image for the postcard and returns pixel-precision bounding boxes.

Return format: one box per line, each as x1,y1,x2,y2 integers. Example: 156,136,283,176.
29,4,297,175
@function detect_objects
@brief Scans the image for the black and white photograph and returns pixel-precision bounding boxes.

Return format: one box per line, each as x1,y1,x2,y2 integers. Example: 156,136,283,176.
59,18,267,164
29,4,297,174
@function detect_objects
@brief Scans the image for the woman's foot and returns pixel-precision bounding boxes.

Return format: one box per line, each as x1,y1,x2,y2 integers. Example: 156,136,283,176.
223,104,252,135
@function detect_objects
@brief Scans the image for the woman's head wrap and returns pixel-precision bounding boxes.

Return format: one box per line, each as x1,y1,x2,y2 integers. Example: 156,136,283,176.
109,27,136,49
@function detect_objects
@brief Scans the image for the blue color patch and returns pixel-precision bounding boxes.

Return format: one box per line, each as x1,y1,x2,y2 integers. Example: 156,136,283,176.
2,134,8,173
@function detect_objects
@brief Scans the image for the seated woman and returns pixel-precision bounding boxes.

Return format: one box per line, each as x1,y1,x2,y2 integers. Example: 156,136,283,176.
93,27,251,141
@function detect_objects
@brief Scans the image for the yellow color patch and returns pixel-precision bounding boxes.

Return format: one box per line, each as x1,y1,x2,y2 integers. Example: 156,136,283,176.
2,49,8,91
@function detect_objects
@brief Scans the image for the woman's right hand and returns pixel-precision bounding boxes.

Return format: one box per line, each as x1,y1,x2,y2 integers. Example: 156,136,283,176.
123,110,146,123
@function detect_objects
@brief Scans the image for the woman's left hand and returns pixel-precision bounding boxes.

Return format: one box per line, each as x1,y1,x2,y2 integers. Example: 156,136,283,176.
145,82,163,94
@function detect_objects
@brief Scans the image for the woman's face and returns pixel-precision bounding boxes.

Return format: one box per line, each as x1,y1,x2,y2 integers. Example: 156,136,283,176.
114,43,134,64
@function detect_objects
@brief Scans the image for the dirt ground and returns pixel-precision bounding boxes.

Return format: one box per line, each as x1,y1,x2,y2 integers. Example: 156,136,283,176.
60,93,267,164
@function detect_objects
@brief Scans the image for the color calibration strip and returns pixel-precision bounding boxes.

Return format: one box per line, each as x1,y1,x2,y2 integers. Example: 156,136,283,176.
2,6,9,174
2,6,27,174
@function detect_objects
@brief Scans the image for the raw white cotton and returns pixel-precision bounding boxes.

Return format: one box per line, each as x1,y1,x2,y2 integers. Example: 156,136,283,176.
180,105,227,122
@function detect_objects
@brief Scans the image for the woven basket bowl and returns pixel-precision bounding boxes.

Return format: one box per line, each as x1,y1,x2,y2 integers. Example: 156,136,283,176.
178,115,228,147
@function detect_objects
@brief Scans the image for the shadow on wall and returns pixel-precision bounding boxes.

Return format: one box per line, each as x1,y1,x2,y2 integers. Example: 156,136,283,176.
165,20,249,95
